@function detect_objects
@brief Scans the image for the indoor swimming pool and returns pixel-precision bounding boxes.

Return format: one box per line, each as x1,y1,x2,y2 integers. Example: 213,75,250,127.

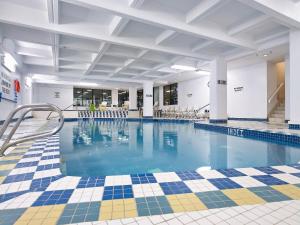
59,120,300,176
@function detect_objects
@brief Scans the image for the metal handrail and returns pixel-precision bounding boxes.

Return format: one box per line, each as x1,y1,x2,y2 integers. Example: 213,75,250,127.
268,83,284,103
195,103,210,113
0,103,64,156
47,103,73,120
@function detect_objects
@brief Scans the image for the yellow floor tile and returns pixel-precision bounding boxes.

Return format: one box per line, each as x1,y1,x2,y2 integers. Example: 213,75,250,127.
99,212,112,220
222,188,265,205
1,155,22,161
272,184,300,199
15,205,65,225
113,199,124,205
33,212,49,219
125,210,137,218
101,200,113,207
113,205,124,211
27,219,45,225
112,211,124,219
167,194,207,213
42,218,57,225
0,164,15,170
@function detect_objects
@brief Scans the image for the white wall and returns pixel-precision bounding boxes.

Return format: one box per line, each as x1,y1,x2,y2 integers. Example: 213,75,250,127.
228,62,268,119
33,83,73,109
159,76,210,110
0,33,31,122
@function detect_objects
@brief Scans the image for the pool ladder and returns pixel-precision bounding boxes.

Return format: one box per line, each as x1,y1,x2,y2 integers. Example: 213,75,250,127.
0,103,64,156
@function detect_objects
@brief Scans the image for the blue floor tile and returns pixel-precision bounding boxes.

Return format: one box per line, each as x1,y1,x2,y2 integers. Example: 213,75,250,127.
160,182,192,195
207,178,242,189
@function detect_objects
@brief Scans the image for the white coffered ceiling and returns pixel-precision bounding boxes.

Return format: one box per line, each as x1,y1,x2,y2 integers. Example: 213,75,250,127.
0,0,299,87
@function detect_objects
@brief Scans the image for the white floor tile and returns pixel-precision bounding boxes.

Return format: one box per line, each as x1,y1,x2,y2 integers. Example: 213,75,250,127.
153,172,181,183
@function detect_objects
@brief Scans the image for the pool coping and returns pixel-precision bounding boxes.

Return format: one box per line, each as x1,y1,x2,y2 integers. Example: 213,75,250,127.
0,119,300,224
194,122,300,147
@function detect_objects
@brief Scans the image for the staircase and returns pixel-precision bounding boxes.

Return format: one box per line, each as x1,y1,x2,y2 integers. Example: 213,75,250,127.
269,102,285,124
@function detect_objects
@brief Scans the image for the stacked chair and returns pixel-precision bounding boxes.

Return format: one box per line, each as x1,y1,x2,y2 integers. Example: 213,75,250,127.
78,108,128,118
157,106,209,120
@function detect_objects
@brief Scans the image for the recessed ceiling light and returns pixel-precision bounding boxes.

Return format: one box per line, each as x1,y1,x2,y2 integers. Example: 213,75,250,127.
78,82,98,86
256,49,272,58
195,70,210,75
171,65,196,71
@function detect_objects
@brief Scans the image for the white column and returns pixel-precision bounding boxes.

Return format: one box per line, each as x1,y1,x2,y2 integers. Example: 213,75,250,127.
289,30,300,129
209,57,227,122
129,87,137,110
143,81,153,117
285,56,290,121
111,89,118,106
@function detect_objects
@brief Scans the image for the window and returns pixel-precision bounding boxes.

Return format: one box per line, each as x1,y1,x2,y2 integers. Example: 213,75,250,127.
163,83,178,105
118,90,129,107
73,88,112,107
137,89,143,108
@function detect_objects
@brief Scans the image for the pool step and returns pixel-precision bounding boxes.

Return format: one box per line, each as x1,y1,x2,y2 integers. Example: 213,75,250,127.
269,102,285,124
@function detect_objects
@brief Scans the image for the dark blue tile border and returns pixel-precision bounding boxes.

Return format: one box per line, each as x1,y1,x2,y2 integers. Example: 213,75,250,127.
289,124,300,130
194,123,300,147
209,119,227,123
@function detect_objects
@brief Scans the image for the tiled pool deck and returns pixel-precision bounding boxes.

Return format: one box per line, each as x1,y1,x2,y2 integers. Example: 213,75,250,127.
0,120,300,225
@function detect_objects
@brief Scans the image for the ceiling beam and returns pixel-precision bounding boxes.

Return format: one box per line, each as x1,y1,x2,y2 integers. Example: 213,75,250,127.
255,30,289,45
155,30,176,45
85,42,110,75
29,65,149,83
192,40,214,52
61,0,256,49
16,46,52,58
47,0,59,24
47,0,60,72
109,0,144,36
0,1,211,60
237,0,300,28
109,16,129,36
128,0,145,8
111,49,148,77
186,0,225,24
228,15,270,36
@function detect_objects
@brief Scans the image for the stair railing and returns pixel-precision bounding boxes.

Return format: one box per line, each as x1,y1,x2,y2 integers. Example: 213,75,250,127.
268,83,284,103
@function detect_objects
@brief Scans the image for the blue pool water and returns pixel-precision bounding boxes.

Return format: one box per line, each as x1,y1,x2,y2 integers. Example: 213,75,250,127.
59,120,300,176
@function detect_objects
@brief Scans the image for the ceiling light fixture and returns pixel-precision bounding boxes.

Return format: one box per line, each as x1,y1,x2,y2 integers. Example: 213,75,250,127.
195,70,210,75
78,82,98,86
256,49,272,58
171,65,196,71
171,65,210,75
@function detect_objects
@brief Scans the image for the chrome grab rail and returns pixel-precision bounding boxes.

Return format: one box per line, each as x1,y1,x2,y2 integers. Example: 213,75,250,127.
268,83,284,103
0,103,64,156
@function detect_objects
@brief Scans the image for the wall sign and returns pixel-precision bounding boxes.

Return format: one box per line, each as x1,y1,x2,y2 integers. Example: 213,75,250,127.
54,92,60,98
0,71,17,102
228,128,244,137
187,93,192,97
145,94,152,97
234,87,244,92
217,80,227,85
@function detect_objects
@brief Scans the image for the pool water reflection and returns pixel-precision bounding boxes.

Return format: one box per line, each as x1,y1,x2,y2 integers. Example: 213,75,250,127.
59,120,300,176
